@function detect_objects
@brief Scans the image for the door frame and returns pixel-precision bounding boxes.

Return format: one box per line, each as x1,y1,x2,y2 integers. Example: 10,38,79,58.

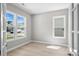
1,3,7,56
52,15,66,39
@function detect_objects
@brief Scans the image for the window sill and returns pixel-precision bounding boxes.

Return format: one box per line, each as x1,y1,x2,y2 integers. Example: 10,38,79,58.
7,37,26,42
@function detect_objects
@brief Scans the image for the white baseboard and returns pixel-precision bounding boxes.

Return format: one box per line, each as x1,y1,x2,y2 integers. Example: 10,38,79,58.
7,40,32,52
7,40,68,52
32,40,67,47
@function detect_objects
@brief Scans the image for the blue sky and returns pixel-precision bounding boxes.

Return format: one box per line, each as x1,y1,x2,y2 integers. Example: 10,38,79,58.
6,12,24,24
17,16,24,24
6,12,14,21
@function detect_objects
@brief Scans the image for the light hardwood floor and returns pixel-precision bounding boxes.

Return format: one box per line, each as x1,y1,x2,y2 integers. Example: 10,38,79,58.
8,42,69,56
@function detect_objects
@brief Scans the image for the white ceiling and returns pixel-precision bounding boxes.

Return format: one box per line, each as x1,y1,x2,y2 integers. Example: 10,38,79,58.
23,3,70,14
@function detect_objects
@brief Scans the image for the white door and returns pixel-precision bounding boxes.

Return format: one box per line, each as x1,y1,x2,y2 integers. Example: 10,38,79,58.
1,3,7,56
52,15,66,46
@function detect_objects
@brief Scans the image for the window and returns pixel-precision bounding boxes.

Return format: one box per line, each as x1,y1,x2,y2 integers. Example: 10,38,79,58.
5,11,26,41
6,11,14,41
53,15,66,38
16,15,25,38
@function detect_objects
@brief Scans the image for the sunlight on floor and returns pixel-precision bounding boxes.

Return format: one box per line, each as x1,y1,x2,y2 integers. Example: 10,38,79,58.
46,46,61,50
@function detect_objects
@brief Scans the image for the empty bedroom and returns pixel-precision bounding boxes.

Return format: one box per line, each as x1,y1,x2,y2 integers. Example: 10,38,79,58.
0,3,79,56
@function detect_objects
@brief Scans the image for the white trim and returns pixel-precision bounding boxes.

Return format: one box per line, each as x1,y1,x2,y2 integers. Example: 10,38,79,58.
52,15,66,39
6,10,16,41
7,40,68,52
6,10,27,42
16,15,26,40
1,4,4,55
73,4,78,56
74,49,77,54
73,49,78,56
32,40,67,47
68,48,75,56
69,4,73,54
7,40,32,52
7,37,25,42
68,48,77,56
69,47,73,52
1,3,7,56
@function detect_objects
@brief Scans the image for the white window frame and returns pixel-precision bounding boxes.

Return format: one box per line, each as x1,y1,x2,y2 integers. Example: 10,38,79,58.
52,15,66,39
5,10,27,42
16,14,26,40
6,11,15,42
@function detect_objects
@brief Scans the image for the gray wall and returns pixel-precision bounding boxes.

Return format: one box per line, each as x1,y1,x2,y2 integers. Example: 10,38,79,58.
6,4,32,50
32,9,68,46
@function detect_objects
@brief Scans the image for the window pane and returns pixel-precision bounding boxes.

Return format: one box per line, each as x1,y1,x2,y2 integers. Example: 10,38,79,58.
6,12,14,40
17,15,25,38
54,18,64,37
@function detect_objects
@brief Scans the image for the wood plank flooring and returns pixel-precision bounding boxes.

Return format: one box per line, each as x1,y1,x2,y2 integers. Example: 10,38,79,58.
8,42,69,56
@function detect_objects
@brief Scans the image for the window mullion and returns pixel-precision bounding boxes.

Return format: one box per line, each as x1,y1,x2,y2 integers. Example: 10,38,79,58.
14,14,17,40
